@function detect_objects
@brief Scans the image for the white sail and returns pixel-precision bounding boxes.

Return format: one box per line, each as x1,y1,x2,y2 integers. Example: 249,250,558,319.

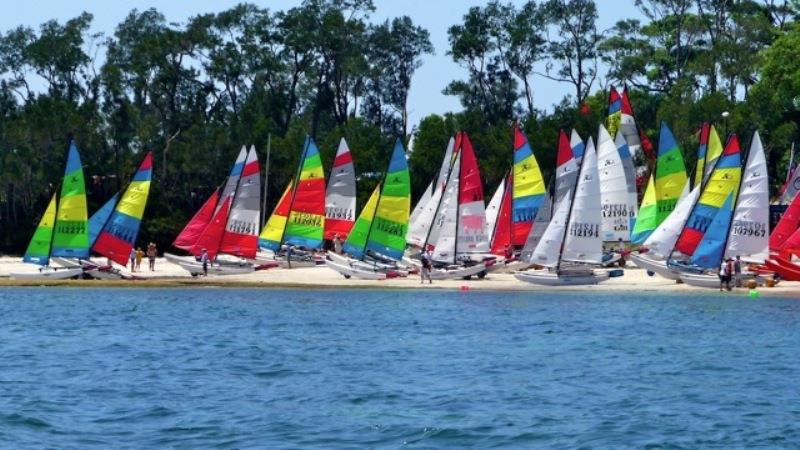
409,182,432,228
520,193,552,263
643,185,701,259
725,132,769,261
407,137,456,247
485,178,506,243
218,146,248,213
324,138,357,234
223,146,261,239
555,144,579,208
597,125,634,242
615,131,639,233
431,151,461,262
529,192,570,267
563,138,603,264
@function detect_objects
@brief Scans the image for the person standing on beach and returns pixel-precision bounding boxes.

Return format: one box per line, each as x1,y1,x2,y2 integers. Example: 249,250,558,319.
734,255,742,287
147,243,157,271
200,248,210,276
420,250,433,284
719,258,733,291
617,238,627,267
129,248,137,272
333,234,343,254
135,247,144,271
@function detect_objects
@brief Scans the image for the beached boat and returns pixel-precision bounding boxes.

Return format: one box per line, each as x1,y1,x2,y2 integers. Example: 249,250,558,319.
11,141,90,280
516,138,613,285
407,137,455,249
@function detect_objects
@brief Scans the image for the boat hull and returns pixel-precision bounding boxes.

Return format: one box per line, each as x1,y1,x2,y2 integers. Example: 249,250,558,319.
325,259,389,280
629,253,681,280
10,266,84,280
514,268,610,286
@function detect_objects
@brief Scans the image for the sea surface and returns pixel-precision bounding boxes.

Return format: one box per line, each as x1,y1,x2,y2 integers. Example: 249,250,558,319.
0,288,799,448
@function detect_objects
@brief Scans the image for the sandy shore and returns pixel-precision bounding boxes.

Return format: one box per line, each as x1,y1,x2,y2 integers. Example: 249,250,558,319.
0,255,797,295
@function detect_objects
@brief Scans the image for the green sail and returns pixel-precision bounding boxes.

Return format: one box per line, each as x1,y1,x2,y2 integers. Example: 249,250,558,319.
364,139,410,260
342,185,380,259
51,141,90,258
22,193,58,265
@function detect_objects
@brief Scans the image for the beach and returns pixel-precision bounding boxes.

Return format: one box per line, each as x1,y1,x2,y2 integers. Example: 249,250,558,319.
0,256,795,295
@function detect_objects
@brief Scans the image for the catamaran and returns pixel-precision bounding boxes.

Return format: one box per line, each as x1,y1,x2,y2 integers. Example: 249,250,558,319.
406,136,456,249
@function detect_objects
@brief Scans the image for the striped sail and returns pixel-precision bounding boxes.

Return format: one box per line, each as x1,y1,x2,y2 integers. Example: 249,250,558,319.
88,193,119,248
619,86,642,160
606,86,623,138
23,193,57,265
455,133,489,257
512,125,546,246
689,193,735,268
726,132,769,262
704,124,724,185
284,137,326,249
93,152,153,265
190,195,232,260
219,146,261,258
570,129,586,164
654,122,689,224
343,185,380,259
259,181,293,252
615,132,638,234
365,139,410,260
324,138,357,240
674,135,742,257
631,174,657,244
218,146,247,213
597,125,634,242
51,141,89,258
643,185,701,259
562,138,603,264
555,130,579,207
174,189,219,251
693,123,710,188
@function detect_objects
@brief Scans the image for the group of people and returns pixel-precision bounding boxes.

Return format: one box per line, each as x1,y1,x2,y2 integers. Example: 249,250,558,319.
128,242,158,272
719,255,743,291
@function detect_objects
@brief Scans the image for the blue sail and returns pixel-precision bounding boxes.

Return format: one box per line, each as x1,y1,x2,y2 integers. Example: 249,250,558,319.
689,193,735,269
88,193,119,248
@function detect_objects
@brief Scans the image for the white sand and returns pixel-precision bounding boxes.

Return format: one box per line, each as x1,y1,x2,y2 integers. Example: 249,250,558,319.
0,255,797,296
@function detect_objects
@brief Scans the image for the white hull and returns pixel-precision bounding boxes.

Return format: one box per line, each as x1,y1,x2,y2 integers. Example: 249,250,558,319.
427,262,489,280
164,253,254,276
254,250,324,269
10,266,84,280
514,268,609,286
327,252,407,273
629,253,681,281
325,259,390,280
680,271,761,289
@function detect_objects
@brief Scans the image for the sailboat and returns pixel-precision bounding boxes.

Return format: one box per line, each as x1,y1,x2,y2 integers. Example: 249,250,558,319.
256,136,327,268
679,132,769,287
406,137,456,248
12,141,90,279
324,138,357,241
166,146,262,275
326,139,412,279
597,125,637,243
515,138,612,285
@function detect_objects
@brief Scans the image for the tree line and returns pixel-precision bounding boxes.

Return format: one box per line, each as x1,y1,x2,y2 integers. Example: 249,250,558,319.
0,0,798,253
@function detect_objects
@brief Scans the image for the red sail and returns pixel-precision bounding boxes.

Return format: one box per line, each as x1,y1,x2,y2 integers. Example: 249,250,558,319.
173,189,220,251
189,195,232,260
770,192,800,252
490,173,513,256
457,132,484,205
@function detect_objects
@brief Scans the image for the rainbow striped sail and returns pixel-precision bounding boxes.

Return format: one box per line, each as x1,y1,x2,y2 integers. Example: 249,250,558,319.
512,125,546,245
674,135,742,256
606,86,623,137
654,122,688,224
693,123,723,188
342,185,380,259
365,139,410,260
51,141,89,258
689,193,735,269
259,181,293,252
93,152,153,265
23,193,58,265
284,137,326,249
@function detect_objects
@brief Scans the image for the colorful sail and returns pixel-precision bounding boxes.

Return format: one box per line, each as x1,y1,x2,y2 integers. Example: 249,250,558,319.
284,137,326,249
174,189,219,251
643,185,701,259
455,132,489,257
490,173,512,256
725,132,769,262
364,139,410,260
512,125,546,246
189,195,232,260
93,152,153,265
51,141,89,258
615,131,638,234
704,124,724,184
606,86,623,138
259,181,293,252
693,123,711,188
570,129,585,163
88,193,119,248
597,125,635,242
689,193,735,269
654,122,689,224
619,86,642,160
343,185,380,259
562,138,603,264
555,130,579,207
779,163,800,205
219,146,261,258
218,146,247,213
631,174,657,244
674,135,742,257
22,193,57,265
324,138,357,240
769,184,800,251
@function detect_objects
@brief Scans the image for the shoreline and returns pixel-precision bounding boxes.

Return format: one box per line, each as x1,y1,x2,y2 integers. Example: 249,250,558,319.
0,256,796,296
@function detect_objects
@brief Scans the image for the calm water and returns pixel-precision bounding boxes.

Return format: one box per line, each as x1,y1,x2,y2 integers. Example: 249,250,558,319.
0,288,799,448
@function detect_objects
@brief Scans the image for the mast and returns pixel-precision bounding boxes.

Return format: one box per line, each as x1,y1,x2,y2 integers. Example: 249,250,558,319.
453,133,462,265
421,134,460,251
718,134,751,262
361,180,384,262
556,141,587,272
261,133,271,227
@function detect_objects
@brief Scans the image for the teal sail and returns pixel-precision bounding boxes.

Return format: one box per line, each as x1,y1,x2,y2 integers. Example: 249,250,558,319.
688,193,735,269
88,193,120,248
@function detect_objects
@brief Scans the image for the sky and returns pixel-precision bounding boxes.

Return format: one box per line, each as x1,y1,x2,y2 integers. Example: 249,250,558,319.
0,0,642,128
